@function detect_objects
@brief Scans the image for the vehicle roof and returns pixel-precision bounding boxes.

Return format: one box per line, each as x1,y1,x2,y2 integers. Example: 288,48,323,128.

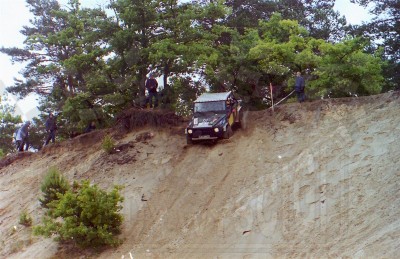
194,91,231,103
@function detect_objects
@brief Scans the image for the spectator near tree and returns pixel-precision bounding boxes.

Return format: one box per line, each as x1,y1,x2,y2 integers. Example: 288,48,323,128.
294,72,306,103
15,121,31,152
145,74,159,108
44,113,57,145
84,121,96,133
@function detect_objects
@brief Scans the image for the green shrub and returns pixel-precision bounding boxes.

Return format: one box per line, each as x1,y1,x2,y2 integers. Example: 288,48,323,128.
101,134,115,154
39,167,70,209
34,180,124,248
19,210,33,226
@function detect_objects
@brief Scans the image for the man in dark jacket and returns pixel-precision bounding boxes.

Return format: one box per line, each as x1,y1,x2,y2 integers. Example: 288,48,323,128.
84,121,96,133
294,72,306,103
145,74,159,108
44,113,57,145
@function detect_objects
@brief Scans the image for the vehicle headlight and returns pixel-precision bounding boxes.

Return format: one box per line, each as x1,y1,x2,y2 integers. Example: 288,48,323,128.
214,128,219,133
188,129,193,134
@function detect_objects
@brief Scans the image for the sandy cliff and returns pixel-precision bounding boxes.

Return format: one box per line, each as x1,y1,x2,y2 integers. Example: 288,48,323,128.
1,92,399,258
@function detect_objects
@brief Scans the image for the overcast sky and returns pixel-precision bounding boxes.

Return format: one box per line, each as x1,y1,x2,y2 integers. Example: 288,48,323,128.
0,0,373,120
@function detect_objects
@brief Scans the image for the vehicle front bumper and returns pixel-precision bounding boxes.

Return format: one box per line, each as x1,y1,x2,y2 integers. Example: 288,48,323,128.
185,127,224,140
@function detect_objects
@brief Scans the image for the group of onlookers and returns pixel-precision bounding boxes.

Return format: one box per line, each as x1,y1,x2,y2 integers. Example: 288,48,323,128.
14,73,305,152
14,113,96,152
14,73,158,153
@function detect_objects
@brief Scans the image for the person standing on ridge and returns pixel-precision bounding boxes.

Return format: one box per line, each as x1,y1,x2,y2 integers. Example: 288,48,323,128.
84,121,96,133
145,74,159,108
15,121,31,152
294,71,306,103
44,112,57,145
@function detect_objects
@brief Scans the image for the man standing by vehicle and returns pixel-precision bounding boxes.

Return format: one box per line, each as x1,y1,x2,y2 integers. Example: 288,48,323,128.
15,121,30,152
145,74,159,108
44,112,57,145
294,71,306,103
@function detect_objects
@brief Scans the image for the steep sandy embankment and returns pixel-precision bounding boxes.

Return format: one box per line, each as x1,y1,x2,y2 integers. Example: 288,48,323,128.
1,92,400,259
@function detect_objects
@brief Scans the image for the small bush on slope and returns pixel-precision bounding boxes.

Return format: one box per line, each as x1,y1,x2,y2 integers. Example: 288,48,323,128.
19,210,32,226
39,167,70,209
34,180,124,248
101,134,115,154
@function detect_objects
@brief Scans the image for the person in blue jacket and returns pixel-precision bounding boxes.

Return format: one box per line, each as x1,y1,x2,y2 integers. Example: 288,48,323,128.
294,72,306,103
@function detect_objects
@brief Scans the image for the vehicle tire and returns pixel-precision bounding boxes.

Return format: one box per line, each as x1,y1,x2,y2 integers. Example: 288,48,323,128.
238,110,243,128
223,125,233,139
187,135,193,144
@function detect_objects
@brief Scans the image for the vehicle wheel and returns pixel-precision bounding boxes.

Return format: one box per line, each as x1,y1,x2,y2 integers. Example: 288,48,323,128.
187,135,193,144
237,111,243,128
238,110,245,129
223,125,233,139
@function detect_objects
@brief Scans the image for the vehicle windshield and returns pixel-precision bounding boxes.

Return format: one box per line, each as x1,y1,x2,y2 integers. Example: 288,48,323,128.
194,101,226,113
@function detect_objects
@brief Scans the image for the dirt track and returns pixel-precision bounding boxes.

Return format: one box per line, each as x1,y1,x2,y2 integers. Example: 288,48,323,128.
1,92,400,258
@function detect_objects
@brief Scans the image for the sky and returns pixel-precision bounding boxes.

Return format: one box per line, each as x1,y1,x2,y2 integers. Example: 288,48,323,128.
0,0,373,121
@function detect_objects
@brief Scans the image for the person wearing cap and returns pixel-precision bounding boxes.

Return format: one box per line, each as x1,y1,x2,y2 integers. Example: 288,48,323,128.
15,121,31,151
44,113,58,145
145,74,159,108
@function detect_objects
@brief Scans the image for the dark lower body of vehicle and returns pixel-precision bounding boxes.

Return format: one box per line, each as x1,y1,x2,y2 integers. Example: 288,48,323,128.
186,124,233,144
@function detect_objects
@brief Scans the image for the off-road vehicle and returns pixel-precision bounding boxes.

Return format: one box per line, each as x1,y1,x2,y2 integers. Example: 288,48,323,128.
185,91,242,144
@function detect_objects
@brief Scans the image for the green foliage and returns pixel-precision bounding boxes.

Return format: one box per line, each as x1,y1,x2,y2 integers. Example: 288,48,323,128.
275,0,347,41
351,0,399,90
27,116,48,151
0,0,391,123
19,210,33,227
109,0,160,103
169,76,206,116
39,167,70,209
0,95,22,154
250,15,309,76
249,15,384,99
62,93,102,127
309,38,384,97
1,0,114,136
34,180,124,248
101,135,115,154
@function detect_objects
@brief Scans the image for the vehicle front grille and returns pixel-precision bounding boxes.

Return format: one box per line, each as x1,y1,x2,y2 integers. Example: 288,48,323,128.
193,128,214,138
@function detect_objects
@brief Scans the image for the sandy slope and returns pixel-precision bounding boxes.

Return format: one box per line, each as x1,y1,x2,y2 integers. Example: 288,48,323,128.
1,92,400,258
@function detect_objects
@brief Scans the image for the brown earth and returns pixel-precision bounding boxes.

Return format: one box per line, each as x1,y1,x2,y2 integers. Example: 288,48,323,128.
1,92,400,258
